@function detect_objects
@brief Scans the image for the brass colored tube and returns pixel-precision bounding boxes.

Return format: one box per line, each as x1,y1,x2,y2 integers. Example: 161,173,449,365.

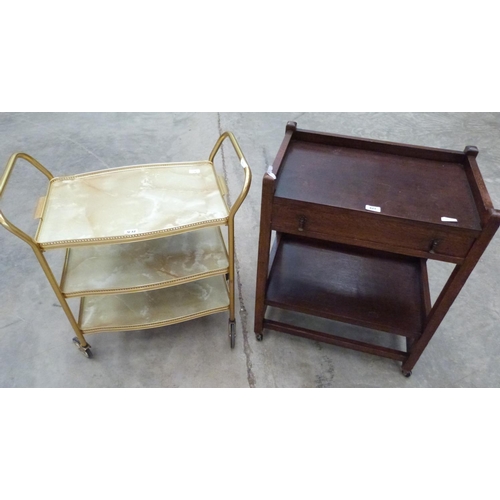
0,152,53,196
0,152,88,347
209,132,252,320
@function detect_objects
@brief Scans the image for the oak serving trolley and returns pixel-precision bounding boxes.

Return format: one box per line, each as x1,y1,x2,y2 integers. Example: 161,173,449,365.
0,132,251,357
254,122,499,376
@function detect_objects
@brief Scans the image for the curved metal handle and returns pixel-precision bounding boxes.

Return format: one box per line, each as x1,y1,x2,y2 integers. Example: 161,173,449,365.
0,152,53,195
209,131,252,220
0,152,53,248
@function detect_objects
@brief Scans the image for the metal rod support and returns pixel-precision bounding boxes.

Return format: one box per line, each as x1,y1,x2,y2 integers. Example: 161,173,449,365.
209,132,252,320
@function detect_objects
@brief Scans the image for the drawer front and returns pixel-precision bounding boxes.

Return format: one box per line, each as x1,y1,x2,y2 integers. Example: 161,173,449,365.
272,199,477,262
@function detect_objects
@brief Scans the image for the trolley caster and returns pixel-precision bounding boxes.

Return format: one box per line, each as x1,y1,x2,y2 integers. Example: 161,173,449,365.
402,369,412,378
72,337,93,359
256,333,263,341
228,320,236,349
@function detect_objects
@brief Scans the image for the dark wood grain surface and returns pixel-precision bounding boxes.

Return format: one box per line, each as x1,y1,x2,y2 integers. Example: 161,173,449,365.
275,140,481,230
271,197,477,263
265,235,427,337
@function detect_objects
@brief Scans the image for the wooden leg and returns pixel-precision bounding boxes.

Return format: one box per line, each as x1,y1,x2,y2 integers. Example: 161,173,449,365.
403,213,500,373
254,177,274,335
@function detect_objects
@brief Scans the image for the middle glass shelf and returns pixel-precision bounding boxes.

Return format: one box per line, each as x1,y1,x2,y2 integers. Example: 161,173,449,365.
60,227,229,297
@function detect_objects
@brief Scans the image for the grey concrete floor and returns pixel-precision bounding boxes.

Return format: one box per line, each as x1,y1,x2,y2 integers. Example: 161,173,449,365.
1,112,499,388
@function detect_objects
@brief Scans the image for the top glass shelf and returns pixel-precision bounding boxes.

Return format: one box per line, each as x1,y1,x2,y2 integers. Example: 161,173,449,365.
35,161,229,249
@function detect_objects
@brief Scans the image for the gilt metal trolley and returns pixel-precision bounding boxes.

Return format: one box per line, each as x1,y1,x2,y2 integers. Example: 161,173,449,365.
0,132,251,357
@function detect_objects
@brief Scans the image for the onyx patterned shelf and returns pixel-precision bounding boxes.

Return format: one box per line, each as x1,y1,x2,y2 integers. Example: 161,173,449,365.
61,227,229,297
79,275,229,334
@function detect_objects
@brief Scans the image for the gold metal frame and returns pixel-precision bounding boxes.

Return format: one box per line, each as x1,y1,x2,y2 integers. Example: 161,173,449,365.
209,132,252,325
0,153,90,350
0,133,251,355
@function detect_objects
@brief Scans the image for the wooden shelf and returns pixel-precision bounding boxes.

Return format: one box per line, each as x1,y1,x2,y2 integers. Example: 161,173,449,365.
275,137,481,230
265,235,428,338
79,275,229,334
61,227,229,297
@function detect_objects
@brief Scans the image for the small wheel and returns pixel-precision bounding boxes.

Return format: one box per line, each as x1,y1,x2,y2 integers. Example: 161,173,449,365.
72,337,93,359
256,333,263,342
83,348,93,359
228,321,236,349
402,369,412,378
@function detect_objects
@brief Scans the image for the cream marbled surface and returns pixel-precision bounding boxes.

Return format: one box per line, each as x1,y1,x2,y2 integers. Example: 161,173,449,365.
80,275,229,333
62,227,229,296
36,162,229,247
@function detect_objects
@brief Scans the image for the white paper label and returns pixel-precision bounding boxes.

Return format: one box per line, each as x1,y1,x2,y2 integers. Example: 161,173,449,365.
441,217,458,222
125,229,138,234
189,169,200,174
365,205,381,213
266,165,276,179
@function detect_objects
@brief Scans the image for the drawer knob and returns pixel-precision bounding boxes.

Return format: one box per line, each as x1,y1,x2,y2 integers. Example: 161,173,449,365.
429,239,440,254
298,216,307,232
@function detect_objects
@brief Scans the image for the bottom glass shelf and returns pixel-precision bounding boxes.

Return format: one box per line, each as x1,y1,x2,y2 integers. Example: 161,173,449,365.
79,275,229,334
